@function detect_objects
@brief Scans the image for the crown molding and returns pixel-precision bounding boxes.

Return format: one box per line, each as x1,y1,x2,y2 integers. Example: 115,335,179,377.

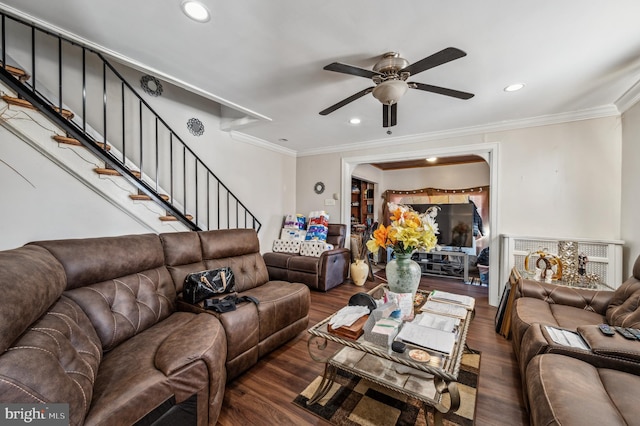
295,104,620,157
615,77,640,114
229,131,297,157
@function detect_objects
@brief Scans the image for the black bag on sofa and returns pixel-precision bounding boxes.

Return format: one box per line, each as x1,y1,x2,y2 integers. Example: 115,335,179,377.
183,267,235,304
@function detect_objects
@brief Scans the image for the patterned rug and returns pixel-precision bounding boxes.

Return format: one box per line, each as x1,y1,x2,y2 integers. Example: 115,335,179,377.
293,352,480,426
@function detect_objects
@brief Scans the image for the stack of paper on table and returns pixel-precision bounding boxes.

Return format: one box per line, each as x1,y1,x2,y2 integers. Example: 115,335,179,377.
428,290,475,310
413,312,460,333
396,322,456,355
420,300,468,319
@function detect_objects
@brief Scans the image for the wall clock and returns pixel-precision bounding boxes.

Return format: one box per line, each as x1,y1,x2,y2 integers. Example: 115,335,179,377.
314,182,325,194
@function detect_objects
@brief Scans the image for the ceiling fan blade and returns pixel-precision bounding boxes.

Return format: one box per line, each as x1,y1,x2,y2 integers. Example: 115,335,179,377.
409,82,475,100
400,47,467,76
382,103,397,128
323,62,382,79
319,87,374,115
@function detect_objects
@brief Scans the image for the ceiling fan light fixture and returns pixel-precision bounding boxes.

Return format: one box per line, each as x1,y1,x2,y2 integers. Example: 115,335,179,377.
181,0,211,22
426,157,438,163
372,80,409,105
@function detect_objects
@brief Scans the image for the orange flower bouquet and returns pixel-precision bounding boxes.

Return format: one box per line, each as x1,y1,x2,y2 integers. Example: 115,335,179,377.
366,203,439,256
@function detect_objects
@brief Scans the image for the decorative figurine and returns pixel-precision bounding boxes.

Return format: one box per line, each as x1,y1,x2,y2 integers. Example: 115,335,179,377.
578,253,588,276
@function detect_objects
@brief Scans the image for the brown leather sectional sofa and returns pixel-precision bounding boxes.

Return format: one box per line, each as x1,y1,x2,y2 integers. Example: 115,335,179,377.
0,229,310,426
263,223,350,291
511,256,640,425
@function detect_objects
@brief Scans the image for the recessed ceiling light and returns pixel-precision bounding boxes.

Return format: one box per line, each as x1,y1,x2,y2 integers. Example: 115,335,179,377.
504,83,525,92
349,118,361,125
426,157,438,163
181,1,211,22
278,138,288,142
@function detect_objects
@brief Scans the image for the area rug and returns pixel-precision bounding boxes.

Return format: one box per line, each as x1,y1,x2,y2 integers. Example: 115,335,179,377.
293,352,480,426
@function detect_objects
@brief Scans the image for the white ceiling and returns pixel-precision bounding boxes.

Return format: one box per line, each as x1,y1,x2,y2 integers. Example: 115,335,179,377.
2,1,640,156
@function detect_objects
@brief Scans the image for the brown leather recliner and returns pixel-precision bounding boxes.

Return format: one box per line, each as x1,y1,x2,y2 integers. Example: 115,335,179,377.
263,223,350,291
0,229,310,426
511,254,640,425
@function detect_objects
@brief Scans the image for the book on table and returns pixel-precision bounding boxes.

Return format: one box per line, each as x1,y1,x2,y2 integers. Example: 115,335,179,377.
420,300,468,319
396,322,456,355
428,290,475,310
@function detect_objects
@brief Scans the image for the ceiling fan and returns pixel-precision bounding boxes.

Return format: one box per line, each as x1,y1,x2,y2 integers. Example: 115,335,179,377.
319,47,474,128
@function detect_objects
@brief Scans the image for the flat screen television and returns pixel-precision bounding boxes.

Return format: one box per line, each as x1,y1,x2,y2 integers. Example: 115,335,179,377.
409,203,474,248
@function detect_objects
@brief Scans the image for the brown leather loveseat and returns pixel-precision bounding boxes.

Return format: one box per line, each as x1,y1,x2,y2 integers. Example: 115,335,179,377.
0,229,310,425
510,255,640,425
263,223,350,291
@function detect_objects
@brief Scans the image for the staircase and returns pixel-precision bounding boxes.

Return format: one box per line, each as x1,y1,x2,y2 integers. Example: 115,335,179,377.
0,11,261,233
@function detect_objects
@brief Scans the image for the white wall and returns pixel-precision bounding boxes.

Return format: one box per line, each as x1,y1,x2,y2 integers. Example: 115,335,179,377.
381,161,490,192
0,65,296,252
299,117,621,239
294,152,342,230
0,125,151,249
493,118,621,240
297,116,623,305
621,100,640,277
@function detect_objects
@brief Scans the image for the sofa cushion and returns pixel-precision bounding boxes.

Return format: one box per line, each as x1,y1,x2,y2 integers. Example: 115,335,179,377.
161,231,202,266
527,354,638,426
85,312,219,426
326,224,347,248
287,255,319,274
202,253,269,293
262,252,292,269
242,281,310,342
512,296,605,356
606,279,640,328
199,229,260,259
0,245,67,352
30,234,165,291
0,296,102,426
65,266,177,351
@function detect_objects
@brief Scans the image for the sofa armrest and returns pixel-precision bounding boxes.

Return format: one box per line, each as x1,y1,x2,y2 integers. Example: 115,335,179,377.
155,314,226,376
317,248,350,291
515,278,614,315
578,324,640,367
155,313,227,423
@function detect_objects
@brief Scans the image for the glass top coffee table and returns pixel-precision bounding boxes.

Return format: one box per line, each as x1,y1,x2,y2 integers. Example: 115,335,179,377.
306,283,474,426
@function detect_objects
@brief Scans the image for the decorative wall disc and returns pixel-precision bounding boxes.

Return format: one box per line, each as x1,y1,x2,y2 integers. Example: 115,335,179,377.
314,181,325,194
187,118,205,136
140,75,163,97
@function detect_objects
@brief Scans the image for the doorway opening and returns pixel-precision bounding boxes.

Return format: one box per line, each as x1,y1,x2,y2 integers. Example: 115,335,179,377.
341,142,500,306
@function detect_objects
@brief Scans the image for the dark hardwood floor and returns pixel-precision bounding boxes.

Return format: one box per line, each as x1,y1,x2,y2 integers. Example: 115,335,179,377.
216,275,529,426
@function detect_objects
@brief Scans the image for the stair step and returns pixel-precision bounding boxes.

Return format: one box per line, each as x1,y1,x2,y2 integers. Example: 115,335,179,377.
52,135,111,151
94,167,141,178
2,95,74,120
1,64,30,82
159,214,193,222
129,193,170,201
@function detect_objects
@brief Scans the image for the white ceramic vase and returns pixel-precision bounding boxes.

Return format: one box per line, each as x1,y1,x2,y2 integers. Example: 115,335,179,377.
350,259,368,286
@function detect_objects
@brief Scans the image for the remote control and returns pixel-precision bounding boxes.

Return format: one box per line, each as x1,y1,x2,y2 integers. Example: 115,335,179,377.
626,328,640,339
598,323,615,336
615,327,637,340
